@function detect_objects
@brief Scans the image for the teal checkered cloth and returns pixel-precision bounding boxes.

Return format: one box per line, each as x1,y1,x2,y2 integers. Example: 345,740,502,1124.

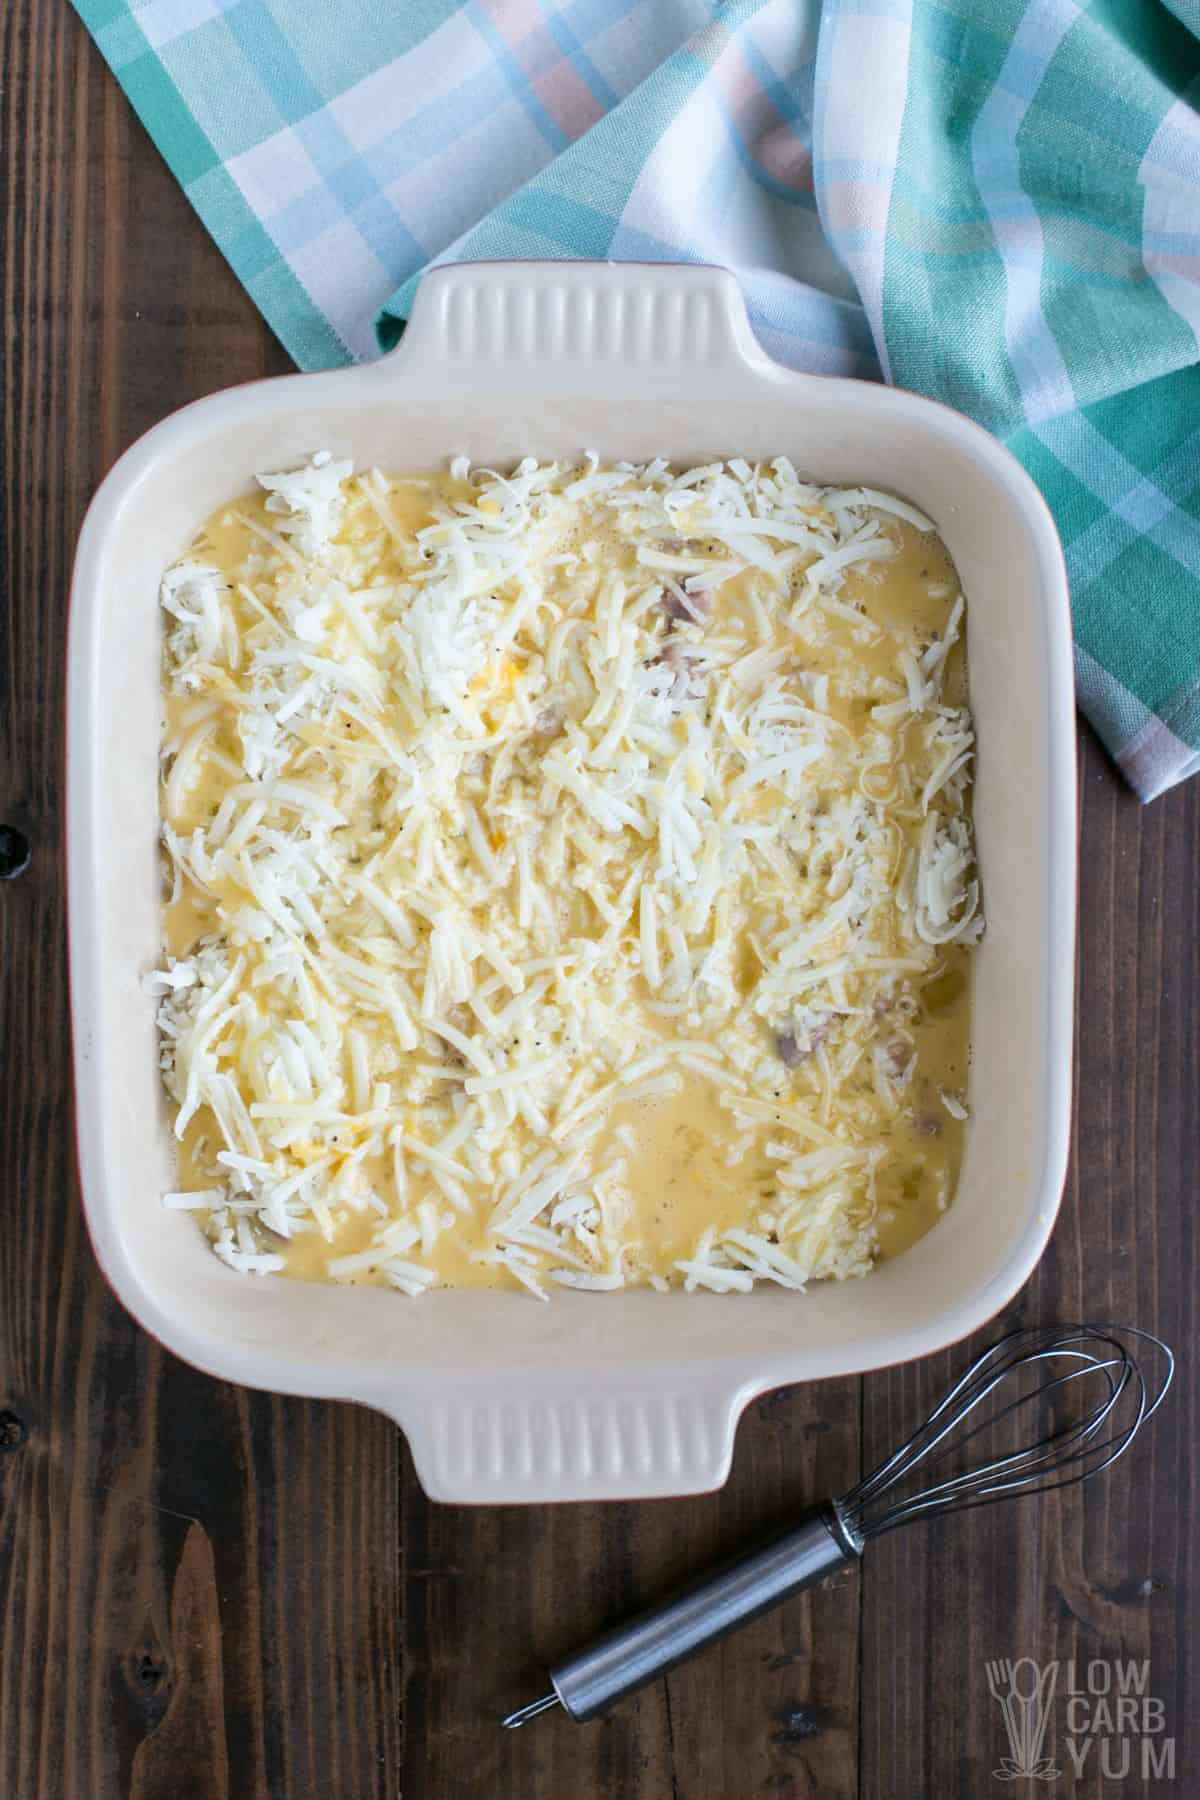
76,0,1200,798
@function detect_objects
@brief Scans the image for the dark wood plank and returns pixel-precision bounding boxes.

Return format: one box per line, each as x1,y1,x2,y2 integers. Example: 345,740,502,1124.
860,729,1199,1798
0,7,400,1798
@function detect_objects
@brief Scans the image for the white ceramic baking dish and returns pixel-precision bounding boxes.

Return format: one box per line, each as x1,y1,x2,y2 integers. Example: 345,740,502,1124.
68,261,1075,1503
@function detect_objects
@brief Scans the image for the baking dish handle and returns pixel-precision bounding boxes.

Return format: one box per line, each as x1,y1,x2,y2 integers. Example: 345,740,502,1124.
383,261,772,386
389,1377,754,1504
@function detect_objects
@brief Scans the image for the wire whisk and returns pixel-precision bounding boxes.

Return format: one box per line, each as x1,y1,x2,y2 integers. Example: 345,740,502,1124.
503,1323,1174,1728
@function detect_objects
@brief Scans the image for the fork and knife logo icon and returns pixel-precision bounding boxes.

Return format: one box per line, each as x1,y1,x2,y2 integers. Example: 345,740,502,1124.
986,1657,1061,1780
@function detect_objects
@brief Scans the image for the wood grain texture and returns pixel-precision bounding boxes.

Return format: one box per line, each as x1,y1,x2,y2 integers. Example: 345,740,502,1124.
1,5,1196,1796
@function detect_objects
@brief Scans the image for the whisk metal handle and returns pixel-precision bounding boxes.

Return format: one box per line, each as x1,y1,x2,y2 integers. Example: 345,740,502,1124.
542,1502,862,1724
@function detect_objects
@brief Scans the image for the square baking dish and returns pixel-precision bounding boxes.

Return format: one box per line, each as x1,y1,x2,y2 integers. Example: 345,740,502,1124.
68,261,1075,1503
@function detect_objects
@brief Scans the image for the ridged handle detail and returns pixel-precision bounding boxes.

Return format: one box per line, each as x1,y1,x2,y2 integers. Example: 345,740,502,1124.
390,261,765,378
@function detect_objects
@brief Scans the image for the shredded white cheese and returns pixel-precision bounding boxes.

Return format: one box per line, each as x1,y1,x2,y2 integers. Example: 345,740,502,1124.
154,454,982,1293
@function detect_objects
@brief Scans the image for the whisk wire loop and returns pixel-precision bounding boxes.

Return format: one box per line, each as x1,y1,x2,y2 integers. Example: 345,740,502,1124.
842,1325,1173,1540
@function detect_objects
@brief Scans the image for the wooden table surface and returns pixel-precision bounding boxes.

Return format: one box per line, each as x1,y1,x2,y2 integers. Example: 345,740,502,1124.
2,7,1196,1796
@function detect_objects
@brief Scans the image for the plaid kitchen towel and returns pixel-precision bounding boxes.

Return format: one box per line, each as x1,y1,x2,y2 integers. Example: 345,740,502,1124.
75,0,1200,799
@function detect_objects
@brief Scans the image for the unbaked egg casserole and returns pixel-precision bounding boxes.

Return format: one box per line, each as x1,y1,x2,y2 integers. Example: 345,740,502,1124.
150,454,982,1297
